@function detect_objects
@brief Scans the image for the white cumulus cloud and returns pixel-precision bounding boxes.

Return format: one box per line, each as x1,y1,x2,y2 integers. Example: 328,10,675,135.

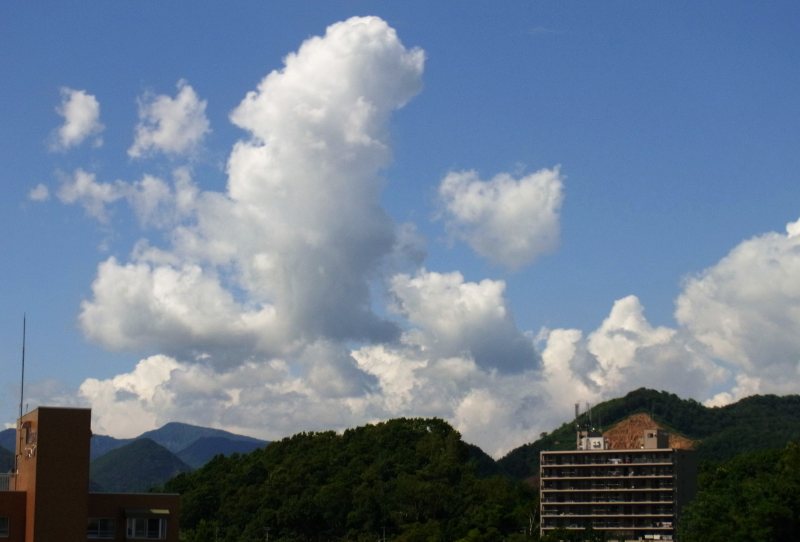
51,88,104,150
390,270,537,373
82,16,425,363
79,355,181,436
129,80,210,158
439,167,564,269
675,218,800,391
57,169,126,223
56,168,198,226
80,258,281,366
46,16,800,459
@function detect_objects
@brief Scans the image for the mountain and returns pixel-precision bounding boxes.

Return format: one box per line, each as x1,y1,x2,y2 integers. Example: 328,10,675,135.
89,421,267,465
497,388,800,479
86,421,268,489
90,434,134,460
0,428,15,454
90,438,191,493
138,421,266,454
0,445,12,472
177,435,266,469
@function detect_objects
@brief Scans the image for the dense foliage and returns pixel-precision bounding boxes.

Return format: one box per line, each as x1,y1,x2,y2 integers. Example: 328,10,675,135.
498,389,800,478
679,442,800,541
163,418,535,542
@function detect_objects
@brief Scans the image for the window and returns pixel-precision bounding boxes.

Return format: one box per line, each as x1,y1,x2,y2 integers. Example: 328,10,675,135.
126,518,167,540
0,517,8,538
88,518,116,539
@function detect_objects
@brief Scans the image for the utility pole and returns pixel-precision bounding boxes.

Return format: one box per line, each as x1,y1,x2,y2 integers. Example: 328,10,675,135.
19,314,26,421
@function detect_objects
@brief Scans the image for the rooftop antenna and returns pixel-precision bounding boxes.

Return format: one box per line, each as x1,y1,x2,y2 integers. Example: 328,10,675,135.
19,314,26,421
587,402,593,429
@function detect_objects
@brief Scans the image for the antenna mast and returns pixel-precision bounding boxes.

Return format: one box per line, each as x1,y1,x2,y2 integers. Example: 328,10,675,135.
19,314,26,421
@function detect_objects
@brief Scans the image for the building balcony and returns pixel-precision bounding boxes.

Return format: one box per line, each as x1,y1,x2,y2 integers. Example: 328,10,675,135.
542,517,674,533
541,472,675,480
541,483,675,491
543,513,675,520
541,458,674,467
542,495,673,506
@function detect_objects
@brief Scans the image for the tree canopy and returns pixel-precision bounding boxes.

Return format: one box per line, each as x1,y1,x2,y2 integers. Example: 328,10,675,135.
679,442,800,541
163,418,534,542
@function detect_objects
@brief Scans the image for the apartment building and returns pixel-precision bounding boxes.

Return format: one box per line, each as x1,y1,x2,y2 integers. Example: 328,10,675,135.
0,407,179,542
540,429,696,541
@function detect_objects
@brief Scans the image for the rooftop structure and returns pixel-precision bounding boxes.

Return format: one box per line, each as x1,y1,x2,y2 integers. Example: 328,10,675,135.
0,407,179,542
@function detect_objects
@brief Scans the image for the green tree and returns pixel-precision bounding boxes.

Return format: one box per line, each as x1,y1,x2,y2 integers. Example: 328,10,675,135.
679,442,800,541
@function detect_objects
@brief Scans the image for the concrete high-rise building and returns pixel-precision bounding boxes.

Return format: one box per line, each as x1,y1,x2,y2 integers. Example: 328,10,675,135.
540,429,696,541
0,407,179,542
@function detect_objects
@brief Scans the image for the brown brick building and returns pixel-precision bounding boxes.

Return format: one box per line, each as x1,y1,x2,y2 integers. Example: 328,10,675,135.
0,407,179,541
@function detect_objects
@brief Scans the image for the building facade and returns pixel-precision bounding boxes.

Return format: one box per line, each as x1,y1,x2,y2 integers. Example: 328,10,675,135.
0,407,179,542
540,430,696,541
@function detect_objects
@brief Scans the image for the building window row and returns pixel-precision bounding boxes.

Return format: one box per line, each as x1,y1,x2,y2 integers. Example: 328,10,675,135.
542,467,675,478
542,507,674,517
127,517,168,540
542,495,674,504
542,518,674,530
542,481,675,491
87,517,116,539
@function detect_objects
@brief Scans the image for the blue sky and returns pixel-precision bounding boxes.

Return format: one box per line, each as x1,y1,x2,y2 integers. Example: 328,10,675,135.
2,1,799,456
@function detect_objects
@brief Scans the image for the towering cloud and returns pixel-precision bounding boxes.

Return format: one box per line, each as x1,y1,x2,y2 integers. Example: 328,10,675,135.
81,16,426,366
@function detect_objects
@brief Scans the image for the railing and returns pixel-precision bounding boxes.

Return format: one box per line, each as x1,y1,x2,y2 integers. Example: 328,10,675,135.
0,473,15,491
541,453,675,466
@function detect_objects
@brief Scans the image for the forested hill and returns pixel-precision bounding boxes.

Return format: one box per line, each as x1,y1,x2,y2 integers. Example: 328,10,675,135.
90,438,191,493
162,418,534,542
498,388,800,479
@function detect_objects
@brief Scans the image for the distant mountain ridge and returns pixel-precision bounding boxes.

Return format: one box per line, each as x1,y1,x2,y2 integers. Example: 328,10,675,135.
140,421,265,453
0,419,267,490
177,435,270,469
90,421,266,458
0,429,15,456
0,445,12,472
87,421,268,491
